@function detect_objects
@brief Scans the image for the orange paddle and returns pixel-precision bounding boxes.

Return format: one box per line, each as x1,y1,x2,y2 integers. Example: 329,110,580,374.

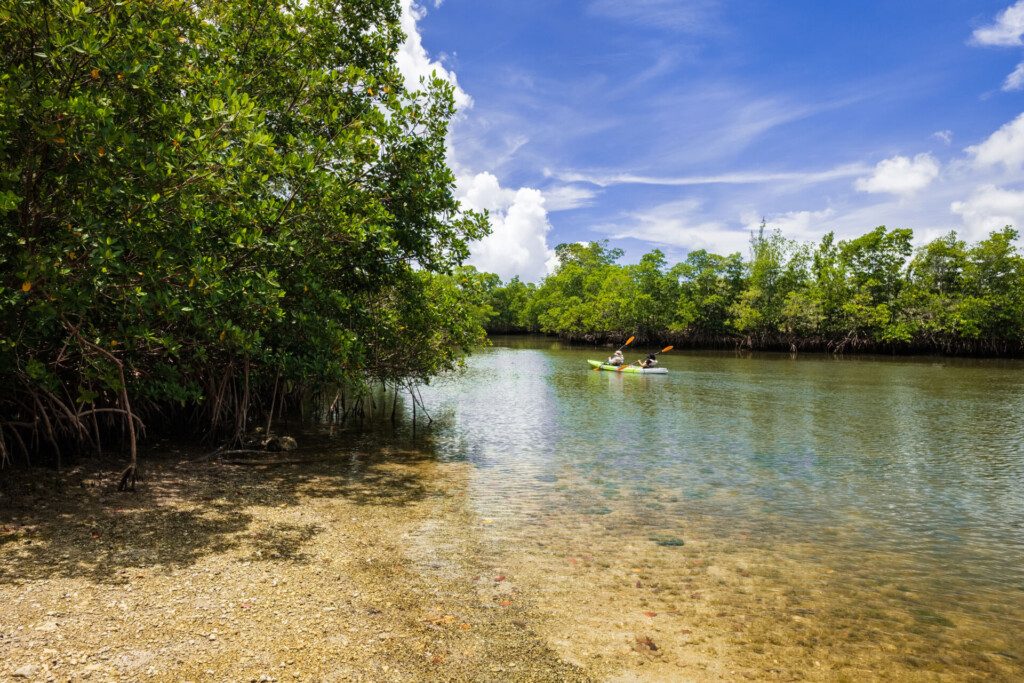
619,345,674,371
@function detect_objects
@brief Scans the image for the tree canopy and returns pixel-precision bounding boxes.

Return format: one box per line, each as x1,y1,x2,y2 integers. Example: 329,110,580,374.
1,0,489,483
482,228,1024,355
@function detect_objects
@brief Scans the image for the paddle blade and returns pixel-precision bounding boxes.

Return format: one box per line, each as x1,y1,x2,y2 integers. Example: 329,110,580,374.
661,345,674,353
624,336,635,346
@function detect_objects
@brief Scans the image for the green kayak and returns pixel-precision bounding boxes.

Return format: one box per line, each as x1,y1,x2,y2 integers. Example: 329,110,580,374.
588,360,668,374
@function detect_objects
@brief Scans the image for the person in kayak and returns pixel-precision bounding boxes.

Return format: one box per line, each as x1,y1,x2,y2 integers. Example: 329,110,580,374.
607,349,625,366
640,353,658,368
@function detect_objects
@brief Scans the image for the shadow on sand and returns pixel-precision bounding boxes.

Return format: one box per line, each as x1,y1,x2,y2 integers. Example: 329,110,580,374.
0,435,438,585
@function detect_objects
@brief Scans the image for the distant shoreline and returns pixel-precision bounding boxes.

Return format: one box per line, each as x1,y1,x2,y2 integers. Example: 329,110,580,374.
484,332,1024,359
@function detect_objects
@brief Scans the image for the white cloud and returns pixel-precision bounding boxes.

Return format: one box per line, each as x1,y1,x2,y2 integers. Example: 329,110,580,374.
588,0,720,31
602,199,748,254
588,112,1024,255
970,4,1024,92
854,153,940,196
740,209,837,241
552,163,869,188
458,170,516,209
971,1,1024,47
397,2,555,281
542,185,598,211
933,130,954,145
951,185,1024,238
966,112,1024,169
396,0,472,110
1005,62,1024,90
458,173,557,281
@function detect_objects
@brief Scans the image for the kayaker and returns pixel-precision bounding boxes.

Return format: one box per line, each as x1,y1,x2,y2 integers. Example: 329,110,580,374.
607,349,625,366
640,353,658,368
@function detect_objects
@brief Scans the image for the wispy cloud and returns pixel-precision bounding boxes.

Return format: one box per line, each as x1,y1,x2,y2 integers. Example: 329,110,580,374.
1004,61,1024,90
603,53,683,100
741,209,838,240
549,163,870,188
542,185,599,212
601,198,744,253
588,0,722,32
618,79,909,169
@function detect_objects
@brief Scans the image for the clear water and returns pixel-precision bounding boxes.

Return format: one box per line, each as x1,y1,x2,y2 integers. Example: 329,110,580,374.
364,337,1024,679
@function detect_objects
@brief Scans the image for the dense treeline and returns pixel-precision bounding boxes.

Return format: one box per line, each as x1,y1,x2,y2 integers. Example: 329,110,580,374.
1,1,489,484
481,225,1024,355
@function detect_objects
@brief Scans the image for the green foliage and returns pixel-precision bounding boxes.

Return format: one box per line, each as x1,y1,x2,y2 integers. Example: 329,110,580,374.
729,224,809,337
669,250,744,334
514,241,676,340
0,0,490,464
483,227,1024,354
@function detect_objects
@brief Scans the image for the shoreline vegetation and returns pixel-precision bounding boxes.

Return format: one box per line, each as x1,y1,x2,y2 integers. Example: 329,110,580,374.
478,227,1024,358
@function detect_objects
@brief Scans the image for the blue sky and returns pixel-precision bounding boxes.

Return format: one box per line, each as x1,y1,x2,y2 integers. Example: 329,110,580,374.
398,1,1024,280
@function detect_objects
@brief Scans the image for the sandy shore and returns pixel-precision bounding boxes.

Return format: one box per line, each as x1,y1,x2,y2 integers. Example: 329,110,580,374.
0,444,590,682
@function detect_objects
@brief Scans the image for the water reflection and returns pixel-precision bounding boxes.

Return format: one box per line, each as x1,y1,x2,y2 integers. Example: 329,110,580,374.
401,338,1024,678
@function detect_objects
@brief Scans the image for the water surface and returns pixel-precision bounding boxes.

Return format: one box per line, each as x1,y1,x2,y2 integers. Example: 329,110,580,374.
379,337,1024,679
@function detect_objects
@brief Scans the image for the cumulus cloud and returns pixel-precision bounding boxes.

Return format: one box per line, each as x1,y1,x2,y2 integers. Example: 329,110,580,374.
971,1,1024,47
458,173,557,281
397,2,555,281
951,185,1024,238
966,112,1024,169
854,153,940,196
396,0,472,110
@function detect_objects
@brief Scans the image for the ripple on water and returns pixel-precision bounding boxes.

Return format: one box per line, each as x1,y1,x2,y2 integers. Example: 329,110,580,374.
392,342,1024,679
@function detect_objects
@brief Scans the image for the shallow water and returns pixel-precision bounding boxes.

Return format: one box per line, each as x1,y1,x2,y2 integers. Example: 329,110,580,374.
360,337,1024,679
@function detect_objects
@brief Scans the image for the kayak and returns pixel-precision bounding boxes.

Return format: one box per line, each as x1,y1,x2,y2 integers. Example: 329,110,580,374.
588,360,668,374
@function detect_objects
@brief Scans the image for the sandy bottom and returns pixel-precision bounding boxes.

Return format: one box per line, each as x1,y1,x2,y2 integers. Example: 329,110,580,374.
1,442,1020,682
